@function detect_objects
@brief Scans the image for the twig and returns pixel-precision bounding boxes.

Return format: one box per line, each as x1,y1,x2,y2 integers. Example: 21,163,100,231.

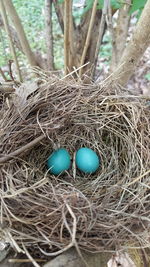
8,59,15,81
0,134,45,164
0,0,22,82
9,259,46,263
79,0,98,78
4,229,24,253
60,62,90,81
53,0,64,33
22,243,40,267
0,14,23,52
0,67,7,81
64,0,72,75
38,242,73,256
126,169,150,187
4,0,39,67
92,0,108,78
44,0,54,70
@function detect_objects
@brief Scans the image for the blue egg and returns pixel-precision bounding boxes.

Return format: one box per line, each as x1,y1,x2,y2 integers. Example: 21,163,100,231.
75,147,100,174
47,148,71,175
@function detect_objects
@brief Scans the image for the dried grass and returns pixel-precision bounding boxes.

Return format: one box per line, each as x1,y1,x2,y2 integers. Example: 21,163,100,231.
0,72,150,259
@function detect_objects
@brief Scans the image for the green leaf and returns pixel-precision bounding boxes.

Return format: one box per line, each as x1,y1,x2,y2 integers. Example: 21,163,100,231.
83,0,93,13
145,73,150,81
129,0,147,14
97,0,122,9
83,0,122,14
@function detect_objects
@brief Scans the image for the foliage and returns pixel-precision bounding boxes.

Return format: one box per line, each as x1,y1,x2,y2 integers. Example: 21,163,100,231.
0,0,63,69
83,0,122,13
0,29,9,66
0,0,148,71
97,0,122,10
99,32,112,64
129,0,147,14
77,0,147,15
12,0,45,50
144,73,150,81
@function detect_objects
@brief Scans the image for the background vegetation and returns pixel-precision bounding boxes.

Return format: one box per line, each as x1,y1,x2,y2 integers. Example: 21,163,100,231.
0,0,149,91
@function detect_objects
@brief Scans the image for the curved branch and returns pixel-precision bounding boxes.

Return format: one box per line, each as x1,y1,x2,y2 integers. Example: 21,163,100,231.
110,0,150,87
4,0,40,67
0,0,22,82
53,0,64,33
79,0,98,77
45,0,54,70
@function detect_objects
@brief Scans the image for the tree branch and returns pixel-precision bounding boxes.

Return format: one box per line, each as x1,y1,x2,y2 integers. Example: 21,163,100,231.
53,0,64,33
64,0,73,75
0,14,23,52
4,0,40,67
0,67,7,81
110,0,131,71
0,0,22,82
110,0,150,87
45,0,54,70
0,14,46,69
0,135,45,164
79,0,98,78
92,0,108,78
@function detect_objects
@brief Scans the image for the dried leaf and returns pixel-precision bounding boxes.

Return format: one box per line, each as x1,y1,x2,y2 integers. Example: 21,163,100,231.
107,252,136,267
13,81,38,108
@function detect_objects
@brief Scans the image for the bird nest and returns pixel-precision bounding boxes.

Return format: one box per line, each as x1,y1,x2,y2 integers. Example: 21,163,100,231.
0,73,150,259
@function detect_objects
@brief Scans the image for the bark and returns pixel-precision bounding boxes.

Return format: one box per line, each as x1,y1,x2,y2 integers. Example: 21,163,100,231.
0,15,46,69
53,0,64,33
44,0,54,70
0,68,7,81
79,0,98,77
92,0,108,78
0,14,23,52
4,0,39,68
110,0,131,71
74,9,104,78
54,0,105,78
64,0,73,74
0,0,22,82
110,0,150,87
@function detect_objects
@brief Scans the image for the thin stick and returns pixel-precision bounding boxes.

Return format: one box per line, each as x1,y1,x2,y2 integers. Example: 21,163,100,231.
64,0,72,75
60,62,90,80
39,241,73,257
22,243,40,267
4,0,38,67
0,0,22,82
44,0,54,70
126,169,150,187
79,0,98,78
0,134,45,164
92,0,108,78
9,259,46,263
0,67,7,81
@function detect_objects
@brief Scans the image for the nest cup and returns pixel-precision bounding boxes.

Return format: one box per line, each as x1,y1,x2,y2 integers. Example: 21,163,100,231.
0,74,150,260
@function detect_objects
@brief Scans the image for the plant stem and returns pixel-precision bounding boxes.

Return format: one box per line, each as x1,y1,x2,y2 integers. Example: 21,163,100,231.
92,0,108,78
0,135,45,164
0,0,22,82
64,0,73,75
45,0,54,70
4,0,39,67
79,0,98,78
0,67,7,81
